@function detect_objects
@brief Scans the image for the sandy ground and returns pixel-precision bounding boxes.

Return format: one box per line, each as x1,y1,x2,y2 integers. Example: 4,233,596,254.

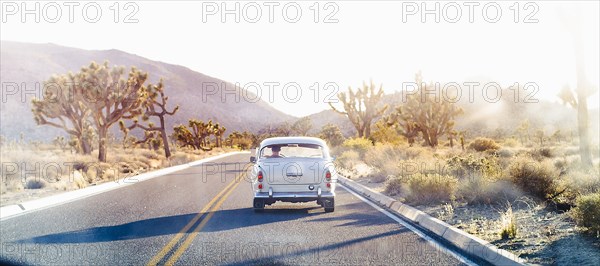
351,175,600,265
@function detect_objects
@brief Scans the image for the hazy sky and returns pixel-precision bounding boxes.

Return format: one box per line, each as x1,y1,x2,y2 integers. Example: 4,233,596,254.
1,1,599,117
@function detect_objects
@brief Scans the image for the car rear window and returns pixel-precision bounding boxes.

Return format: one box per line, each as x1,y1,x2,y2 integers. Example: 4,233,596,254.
260,144,324,159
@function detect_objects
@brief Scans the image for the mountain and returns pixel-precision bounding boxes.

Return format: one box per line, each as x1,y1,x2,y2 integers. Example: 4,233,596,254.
0,41,295,141
307,110,355,137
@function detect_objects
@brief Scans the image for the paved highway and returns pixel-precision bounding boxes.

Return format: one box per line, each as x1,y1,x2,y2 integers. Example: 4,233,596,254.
0,154,471,265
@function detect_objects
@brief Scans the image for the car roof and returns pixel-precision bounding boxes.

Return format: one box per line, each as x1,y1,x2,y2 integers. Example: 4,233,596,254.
260,137,327,147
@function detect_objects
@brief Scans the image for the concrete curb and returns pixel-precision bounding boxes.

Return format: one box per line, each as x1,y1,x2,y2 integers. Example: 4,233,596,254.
338,176,524,266
0,151,250,221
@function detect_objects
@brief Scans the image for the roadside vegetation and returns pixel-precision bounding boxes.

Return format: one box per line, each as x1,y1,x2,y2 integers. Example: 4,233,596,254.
325,73,599,264
0,61,256,206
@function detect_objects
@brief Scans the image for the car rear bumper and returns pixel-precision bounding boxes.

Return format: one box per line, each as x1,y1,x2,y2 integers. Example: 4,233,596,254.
254,190,335,201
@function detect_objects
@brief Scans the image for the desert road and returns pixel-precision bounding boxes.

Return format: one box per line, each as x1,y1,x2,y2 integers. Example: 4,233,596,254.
0,153,476,265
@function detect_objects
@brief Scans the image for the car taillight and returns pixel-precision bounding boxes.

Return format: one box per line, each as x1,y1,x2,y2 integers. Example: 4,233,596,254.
258,183,263,189
325,170,332,189
258,171,263,182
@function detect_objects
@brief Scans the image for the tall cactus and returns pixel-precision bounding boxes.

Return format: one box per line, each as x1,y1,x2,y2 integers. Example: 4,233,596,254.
329,81,388,138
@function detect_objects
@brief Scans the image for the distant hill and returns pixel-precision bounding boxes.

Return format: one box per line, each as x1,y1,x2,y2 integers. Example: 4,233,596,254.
2,41,597,144
0,41,295,141
307,109,355,137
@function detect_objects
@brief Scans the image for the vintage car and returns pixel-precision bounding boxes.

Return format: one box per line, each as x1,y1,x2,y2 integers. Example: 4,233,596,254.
250,137,337,212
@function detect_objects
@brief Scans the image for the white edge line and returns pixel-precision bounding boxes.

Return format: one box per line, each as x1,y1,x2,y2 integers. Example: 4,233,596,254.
0,151,250,221
340,184,479,266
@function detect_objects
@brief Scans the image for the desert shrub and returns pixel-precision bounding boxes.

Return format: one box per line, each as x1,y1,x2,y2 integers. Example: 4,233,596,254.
169,152,193,166
446,154,502,179
72,161,88,172
384,177,404,196
496,148,514,158
554,158,569,174
364,144,403,168
24,177,49,189
404,173,458,204
336,150,360,170
499,205,517,239
557,169,600,205
404,146,428,160
72,170,87,189
458,177,521,205
508,156,559,200
364,144,405,180
469,137,500,152
139,149,160,160
368,173,390,183
571,192,600,236
531,147,555,160
502,138,519,147
342,138,373,156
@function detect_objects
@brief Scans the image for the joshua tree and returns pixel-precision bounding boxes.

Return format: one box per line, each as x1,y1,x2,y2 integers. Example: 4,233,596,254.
557,9,596,167
172,119,215,151
120,79,179,158
448,130,457,148
318,123,345,147
213,123,226,148
292,117,313,136
76,61,148,162
31,73,94,154
329,81,388,138
275,122,293,136
394,73,462,147
516,120,531,145
52,136,68,151
173,124,196,149
226,130,255,150
383,106,421,146
534,129,545,147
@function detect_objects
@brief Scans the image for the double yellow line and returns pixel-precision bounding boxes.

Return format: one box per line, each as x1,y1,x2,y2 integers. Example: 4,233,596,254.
147,173,244,266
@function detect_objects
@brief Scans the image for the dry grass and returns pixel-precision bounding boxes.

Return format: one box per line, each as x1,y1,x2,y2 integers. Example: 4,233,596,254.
459,177,523,205
1,143,232,205
499,204,518,239
404,173,458,204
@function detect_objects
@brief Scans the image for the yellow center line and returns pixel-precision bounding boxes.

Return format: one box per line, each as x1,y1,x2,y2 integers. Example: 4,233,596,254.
165,178,243,266
146,172,242,266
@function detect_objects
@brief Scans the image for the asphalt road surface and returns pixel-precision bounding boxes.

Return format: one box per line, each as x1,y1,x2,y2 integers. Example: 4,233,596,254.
1,154,471,265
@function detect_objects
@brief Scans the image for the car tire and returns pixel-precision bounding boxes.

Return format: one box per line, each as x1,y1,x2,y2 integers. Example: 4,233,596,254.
253,198,265,212
323,198,335,213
